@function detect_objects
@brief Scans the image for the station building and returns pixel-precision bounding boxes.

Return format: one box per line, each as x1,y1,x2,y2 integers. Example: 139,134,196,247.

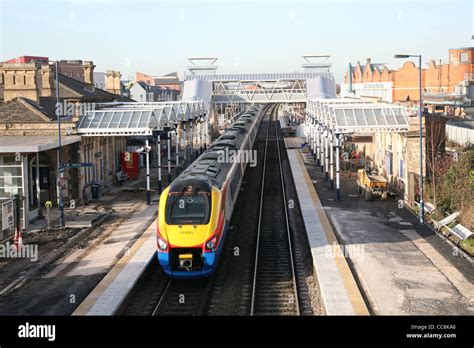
0,59,131,237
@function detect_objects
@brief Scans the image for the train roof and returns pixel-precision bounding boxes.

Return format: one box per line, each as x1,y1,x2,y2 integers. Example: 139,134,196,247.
171,105,263,190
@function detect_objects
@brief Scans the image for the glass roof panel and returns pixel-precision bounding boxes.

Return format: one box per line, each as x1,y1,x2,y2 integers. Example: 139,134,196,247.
88,112,104,128
383,108,397,125
128,111,143,128
354,109,367,126
98,111,113,128
334,109,346,126
119,111,133,128
138,111,153,128
107,111,123,129
365,109,377,126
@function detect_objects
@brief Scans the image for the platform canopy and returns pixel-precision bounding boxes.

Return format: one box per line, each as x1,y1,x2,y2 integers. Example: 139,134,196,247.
306,98,409,133
77,100,208,136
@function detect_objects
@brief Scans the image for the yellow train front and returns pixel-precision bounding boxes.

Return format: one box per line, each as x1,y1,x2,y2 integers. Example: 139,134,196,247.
156,105,264,278
157,178,226,278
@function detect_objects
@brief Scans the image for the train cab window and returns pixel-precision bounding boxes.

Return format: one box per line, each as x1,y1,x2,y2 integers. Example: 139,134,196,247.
166,187,211,225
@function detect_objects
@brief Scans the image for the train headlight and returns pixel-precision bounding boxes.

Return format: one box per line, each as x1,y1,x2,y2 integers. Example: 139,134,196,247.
157,237,168,251
205,235,217,251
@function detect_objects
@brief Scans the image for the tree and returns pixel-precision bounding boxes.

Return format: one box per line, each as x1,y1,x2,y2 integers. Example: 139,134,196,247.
425,112,447,205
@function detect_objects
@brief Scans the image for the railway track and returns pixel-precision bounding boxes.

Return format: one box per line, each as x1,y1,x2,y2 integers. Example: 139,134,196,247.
121,104,316,316
152,277,214,316
250,105,300,315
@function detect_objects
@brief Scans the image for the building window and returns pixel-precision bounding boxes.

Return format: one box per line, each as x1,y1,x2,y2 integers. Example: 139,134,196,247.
460,52,468,62
13,75,16,85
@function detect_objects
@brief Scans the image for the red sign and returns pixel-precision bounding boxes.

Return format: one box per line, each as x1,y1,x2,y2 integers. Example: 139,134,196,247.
121,152,139,179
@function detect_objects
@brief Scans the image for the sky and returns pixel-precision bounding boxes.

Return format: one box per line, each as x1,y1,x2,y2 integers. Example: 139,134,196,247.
1,0,473,83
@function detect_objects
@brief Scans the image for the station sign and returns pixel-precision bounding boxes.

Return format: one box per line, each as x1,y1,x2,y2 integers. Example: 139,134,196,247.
2,199,14,230
59,162,94,172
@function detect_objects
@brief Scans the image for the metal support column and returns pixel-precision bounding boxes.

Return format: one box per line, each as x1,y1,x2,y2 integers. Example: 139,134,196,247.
175,124,179,167
320,126,324,172
199,118,203,154
157,134,162,194
167,131,171,185
146,138,151,205
336,134,341,201
330,131,334,189
190,121,193,160
204,116,208,150
316,125,320,167
324,129,329,180
182,123,187,164
36,152,42,218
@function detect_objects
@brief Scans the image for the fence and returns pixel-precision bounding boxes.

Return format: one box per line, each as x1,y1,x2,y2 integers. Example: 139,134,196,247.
446,123,474,147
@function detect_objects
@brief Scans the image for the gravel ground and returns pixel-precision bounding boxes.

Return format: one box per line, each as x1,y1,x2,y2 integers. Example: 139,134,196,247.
0,191,149,315
206,120,323,315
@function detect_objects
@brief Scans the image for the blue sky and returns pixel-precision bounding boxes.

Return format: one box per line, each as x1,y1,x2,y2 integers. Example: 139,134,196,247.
1,0,473,82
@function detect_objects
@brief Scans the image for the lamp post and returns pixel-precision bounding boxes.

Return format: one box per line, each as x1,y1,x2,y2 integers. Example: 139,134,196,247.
394,53,424,223
54,60,65,228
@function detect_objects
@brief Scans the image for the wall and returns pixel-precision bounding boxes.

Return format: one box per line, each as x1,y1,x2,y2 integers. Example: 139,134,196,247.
78,136,127,200
446,122,474,146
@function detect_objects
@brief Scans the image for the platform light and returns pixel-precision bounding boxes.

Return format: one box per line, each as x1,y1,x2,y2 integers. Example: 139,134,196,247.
394,53,424,224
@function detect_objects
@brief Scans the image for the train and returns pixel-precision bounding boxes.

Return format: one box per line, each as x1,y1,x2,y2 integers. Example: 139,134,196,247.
156,105,265,278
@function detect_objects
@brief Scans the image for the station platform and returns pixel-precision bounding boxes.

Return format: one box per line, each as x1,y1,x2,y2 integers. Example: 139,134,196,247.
285,138,369,315
73,202,158,315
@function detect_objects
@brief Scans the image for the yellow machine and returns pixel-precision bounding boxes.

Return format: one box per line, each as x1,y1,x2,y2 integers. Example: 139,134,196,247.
357,168,388,201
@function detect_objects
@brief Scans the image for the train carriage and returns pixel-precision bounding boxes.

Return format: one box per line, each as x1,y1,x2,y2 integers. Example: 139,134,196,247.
157,105,264,278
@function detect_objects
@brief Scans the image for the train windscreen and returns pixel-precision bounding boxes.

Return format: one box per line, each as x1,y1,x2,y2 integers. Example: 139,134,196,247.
165,189,211,225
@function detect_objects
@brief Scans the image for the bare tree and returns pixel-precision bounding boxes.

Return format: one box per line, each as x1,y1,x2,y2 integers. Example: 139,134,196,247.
425,112,447,206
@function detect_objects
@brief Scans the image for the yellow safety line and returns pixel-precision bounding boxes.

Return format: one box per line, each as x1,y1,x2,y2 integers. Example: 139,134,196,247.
295,150,369,315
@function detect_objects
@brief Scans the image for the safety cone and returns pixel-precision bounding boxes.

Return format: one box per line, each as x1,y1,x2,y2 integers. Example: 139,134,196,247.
13,228,23,251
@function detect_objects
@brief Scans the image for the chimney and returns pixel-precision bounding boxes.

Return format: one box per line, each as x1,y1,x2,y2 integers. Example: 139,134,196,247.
106,70,122,95
2,63,41,102
83,61,95,85
40,63,56,97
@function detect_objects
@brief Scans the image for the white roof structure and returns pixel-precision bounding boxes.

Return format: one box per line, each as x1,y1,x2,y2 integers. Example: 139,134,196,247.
307,98,409,133
0,136,81,153
77,101,208,136
185,72,333,82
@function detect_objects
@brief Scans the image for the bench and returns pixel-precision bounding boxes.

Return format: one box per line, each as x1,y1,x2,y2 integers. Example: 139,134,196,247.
447,224,473,241
414,201,436,215
434,211,460,230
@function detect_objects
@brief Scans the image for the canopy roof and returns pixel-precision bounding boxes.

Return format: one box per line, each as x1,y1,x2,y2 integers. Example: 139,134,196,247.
307,98,409,133
0,135,81,153
77,100,207,136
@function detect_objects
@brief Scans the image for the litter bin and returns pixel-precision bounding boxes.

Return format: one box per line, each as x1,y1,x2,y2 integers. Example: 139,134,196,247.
91,183,101,199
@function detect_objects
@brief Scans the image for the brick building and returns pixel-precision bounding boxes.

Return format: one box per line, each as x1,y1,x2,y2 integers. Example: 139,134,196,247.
341,47,474,111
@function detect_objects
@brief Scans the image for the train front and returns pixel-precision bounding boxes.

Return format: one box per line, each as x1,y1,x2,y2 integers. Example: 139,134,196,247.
156,178,225,278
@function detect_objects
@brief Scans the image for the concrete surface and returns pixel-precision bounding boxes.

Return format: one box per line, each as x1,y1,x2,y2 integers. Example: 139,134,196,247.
304,152,474,315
